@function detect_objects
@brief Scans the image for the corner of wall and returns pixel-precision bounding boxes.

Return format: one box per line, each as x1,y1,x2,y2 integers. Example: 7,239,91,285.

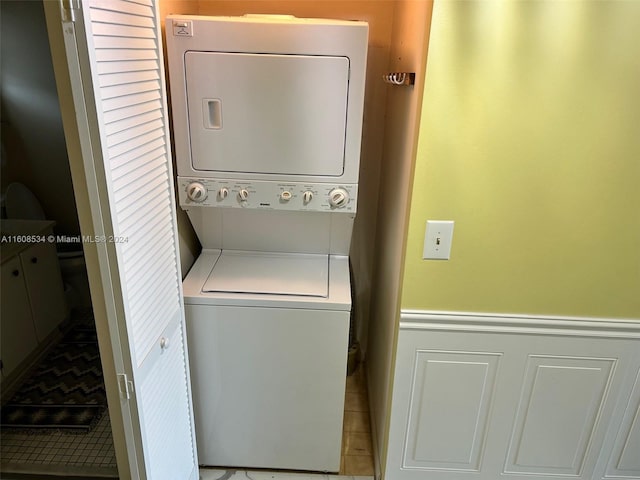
366,1,433,478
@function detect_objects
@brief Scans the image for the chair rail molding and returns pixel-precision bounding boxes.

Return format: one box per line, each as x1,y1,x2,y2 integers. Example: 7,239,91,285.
400,310,640,339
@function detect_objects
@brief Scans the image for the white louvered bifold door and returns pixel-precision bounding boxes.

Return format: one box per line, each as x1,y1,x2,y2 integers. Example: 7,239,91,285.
66,1,198,478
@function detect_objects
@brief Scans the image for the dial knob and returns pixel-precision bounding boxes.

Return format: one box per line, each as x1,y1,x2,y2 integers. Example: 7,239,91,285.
186,182,207,203
328,188,349,208
238,189,249,201
280,191,292,201
218,187,229,200
303,191,314,204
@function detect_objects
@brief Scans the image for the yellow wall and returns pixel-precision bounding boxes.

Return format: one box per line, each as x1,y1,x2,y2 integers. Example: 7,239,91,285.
401,0,640,319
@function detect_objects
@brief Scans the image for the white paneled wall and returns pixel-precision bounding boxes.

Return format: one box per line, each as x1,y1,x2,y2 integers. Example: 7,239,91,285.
602,368,640,478
403,350,500,472
386,312,640,480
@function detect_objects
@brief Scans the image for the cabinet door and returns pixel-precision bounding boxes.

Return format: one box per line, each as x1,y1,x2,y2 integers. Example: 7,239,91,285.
0,257,38,378
20,241,67,341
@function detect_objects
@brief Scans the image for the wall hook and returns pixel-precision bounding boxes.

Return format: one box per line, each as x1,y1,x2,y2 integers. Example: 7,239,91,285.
382,72,415,86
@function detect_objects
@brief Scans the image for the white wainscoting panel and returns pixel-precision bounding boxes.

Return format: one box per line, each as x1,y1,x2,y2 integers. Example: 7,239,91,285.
403,351,500,471
505,355,615,476
384,311,640,480
603,367,640,479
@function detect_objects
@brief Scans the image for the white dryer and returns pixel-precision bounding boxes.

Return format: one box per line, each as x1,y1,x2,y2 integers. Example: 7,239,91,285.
165,15,368,472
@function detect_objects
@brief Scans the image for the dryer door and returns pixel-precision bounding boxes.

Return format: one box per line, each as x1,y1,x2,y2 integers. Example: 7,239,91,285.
184,52,349,176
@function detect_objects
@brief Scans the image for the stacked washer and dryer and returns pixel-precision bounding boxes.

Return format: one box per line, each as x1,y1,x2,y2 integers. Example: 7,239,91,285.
165,15,368,472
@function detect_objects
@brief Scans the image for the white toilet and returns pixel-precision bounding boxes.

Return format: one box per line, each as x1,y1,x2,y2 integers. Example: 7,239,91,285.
4,182,91,309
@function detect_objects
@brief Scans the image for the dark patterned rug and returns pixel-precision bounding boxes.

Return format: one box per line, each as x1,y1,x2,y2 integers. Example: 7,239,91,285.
1,320,107,433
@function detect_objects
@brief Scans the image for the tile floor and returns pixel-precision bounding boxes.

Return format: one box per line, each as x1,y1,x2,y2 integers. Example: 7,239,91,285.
0,411,118,477
1,308,117,478
1,362,374,479
341,364,375,476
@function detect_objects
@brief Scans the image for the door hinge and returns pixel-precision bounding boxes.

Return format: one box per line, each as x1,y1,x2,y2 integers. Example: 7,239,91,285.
117,373,134,400
60,0,80,23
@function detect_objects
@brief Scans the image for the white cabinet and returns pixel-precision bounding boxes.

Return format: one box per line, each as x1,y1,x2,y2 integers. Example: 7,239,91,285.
0,220,68,382
20,240,68,341
0,256,39,379
385,313,640,480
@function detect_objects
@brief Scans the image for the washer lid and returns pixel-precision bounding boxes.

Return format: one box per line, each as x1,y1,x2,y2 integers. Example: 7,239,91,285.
202,250,329,297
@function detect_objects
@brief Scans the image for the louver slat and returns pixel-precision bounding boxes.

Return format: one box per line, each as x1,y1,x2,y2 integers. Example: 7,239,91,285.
105,108,161,136
93,0,153,17
90,9,154,28
98,59,158,75
101,80,160,100
94,36,156,50
99,69,159,88
103,99,161,123
96,48,158,62
102,90,160,112
92,23,155,39
127,0,154,8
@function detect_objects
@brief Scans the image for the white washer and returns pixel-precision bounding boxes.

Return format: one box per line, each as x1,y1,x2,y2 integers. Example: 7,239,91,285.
183,250,351,471
166,14,368,472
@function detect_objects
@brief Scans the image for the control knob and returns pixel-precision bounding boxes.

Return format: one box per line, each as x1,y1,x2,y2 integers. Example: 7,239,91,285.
280,191,292,201
328,188,349,208
186,182,207,203
218,187,229,200
303,191,314,204
238,189,249,201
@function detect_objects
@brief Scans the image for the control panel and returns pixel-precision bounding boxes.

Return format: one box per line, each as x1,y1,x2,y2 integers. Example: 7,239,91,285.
178,178,358,212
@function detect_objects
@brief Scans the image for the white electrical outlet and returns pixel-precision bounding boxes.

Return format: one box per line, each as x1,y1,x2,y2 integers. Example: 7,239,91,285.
423,220,454,260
